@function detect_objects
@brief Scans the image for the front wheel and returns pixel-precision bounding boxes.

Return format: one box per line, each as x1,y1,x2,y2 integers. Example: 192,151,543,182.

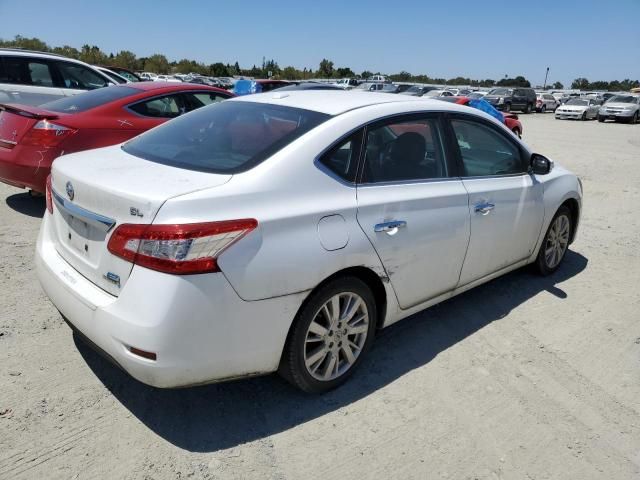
541,105,547,113
631,111,639,124
581,112,587,121
523,103,532,114
598,115,605,123
503,103,511,112
279,277,377,393
535,206,572,276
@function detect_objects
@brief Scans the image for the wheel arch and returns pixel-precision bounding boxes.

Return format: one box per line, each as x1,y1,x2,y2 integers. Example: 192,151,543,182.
278,266,389,366
561,197,580,244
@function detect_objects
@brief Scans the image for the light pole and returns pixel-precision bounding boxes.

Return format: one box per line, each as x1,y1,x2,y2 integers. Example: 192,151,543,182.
543,67,550,90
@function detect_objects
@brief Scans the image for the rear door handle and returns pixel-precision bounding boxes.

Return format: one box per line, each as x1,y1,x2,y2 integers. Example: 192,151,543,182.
374,220,407,233
474,202,495,215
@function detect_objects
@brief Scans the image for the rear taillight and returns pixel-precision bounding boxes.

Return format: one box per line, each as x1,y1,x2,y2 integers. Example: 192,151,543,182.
107,219,258,275
22,120,77,147
45,174,53,214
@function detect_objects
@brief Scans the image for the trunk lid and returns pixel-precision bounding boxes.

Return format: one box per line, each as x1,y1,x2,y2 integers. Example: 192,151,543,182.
0,104,59,149
50,144,232,296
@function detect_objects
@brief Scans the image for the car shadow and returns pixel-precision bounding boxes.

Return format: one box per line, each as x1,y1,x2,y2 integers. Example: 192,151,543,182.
75,250,588,453
5,192,45,218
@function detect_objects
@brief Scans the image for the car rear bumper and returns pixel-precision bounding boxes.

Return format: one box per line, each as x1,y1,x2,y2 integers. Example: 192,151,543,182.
0,146,56,192
36,213,306,388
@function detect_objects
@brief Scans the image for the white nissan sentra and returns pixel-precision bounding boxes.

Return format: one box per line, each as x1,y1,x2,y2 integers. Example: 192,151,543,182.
36,91,582,393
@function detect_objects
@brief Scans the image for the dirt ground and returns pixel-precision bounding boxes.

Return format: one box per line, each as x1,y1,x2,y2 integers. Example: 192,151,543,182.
1,113,639,480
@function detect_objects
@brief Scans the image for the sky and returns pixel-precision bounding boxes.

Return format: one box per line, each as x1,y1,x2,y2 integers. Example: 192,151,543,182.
1,0,639,87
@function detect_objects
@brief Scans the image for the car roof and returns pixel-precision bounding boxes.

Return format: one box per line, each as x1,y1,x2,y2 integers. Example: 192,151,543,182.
231,90,472,116
0,48,90,65
122,82,226,93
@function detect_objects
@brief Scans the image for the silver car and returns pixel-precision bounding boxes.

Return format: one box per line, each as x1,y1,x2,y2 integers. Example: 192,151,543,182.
598,95,640,123
36,92,582,392
0,48,115,106
555,98,600,120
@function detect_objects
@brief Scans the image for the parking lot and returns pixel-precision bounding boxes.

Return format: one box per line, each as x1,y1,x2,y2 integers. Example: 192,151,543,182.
1,113,639,479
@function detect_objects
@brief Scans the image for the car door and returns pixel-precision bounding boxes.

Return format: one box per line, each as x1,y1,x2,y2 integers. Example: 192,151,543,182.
355,113,471,309
0,56,65,105
448,114,544,286
512,89,526,110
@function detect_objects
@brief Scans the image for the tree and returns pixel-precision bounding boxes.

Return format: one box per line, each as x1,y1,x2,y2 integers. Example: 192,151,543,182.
282,66,302,80
262,59,280,77
552,81,564,89
318,59,334,78
209,62,229,77
112,50,138,70
360,70,373,79
51,45,80,60
335,67,354,78
144,54,170,74
0,35,49,52
571,78,590,90
78,45,108,65
391,71,412,82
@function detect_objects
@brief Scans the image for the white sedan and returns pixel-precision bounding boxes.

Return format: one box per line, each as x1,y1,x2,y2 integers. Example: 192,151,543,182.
555,98,600,120
36,92,582,393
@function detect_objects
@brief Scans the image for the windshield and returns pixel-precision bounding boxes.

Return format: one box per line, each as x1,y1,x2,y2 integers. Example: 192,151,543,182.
566,99,588,106
122,101,330,174
488,88,512,96
608,95,638,104
41,85,139,113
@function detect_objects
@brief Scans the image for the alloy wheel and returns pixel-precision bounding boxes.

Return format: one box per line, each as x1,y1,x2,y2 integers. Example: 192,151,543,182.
544,214,570,269
303,292,369,381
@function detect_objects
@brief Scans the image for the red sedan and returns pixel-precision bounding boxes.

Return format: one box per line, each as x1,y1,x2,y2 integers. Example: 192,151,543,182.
438,96,523,138
0,82,233,194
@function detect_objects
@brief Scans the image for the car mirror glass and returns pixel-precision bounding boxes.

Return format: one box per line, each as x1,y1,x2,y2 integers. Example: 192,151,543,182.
530,153,552,175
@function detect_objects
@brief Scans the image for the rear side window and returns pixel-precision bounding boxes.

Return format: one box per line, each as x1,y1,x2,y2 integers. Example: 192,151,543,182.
184,91,230,111
55,61,109,90
450,118,523,176
318,131,363,183
129,94,186,118
0,57,55,87
122,101,329,173
41,85,139,113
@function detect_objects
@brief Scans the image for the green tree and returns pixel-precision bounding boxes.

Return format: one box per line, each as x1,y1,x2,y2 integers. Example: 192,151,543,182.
51,45,80,59
112,50,138,70
78,45,108,65
552,81,564,89
360,70,373,79
571,78,590,90
318,59,334,78
335,67,354,78
282,66,302,80
144,54,170,74
0,35,49,51
209,62,229,77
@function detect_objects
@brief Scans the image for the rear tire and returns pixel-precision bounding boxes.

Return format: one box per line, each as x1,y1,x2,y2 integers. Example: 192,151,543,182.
279,277,377,393
524,103,532,114
534,206,572,276
598,115,605,123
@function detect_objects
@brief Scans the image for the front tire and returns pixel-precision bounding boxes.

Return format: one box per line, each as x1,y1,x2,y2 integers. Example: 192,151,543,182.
581,112,587,121
541,105,547,113
524,103,532,114
535,206,572,276
631,111,639,124
598,115,605,123
279,277,377,393
503,103,511,112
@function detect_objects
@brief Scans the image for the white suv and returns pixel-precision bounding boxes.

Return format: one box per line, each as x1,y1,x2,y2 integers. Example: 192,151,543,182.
0,49,114,106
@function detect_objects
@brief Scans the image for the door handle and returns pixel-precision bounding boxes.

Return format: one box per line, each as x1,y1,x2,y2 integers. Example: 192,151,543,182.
374,220,407,234
474,202,495,215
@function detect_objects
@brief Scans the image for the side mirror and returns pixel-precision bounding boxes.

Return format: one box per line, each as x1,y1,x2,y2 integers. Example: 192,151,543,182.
530,153,553,175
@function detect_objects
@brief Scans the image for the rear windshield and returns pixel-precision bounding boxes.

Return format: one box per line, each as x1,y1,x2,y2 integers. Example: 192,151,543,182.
42,86,139,113
122,101,330,174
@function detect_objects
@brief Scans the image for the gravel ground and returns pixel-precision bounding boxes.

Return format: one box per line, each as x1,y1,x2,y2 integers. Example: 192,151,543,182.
1,113,639,480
